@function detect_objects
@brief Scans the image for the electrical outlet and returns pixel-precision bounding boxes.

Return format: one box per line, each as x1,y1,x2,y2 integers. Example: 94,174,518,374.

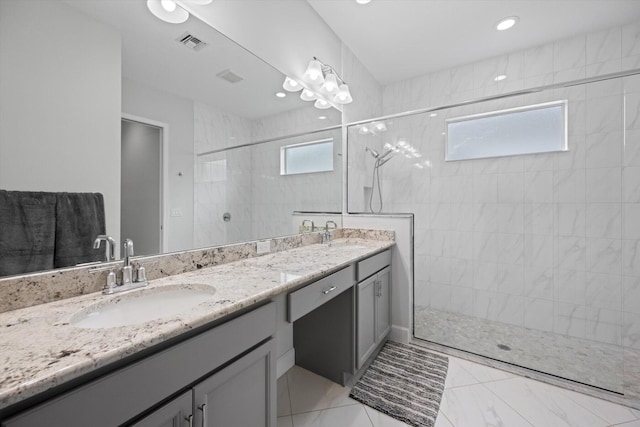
257,240,271,254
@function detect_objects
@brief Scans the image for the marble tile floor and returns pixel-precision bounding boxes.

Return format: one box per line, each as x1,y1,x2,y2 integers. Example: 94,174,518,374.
277,360,640,427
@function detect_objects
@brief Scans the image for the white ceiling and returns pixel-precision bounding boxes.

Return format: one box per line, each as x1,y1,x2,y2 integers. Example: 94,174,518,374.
308,0,640,85
65,0,307,119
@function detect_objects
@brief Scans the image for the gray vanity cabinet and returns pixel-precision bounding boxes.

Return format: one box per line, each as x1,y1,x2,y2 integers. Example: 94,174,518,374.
131,391,192,427
135,340,275,427
2,303,276,427
194,340,275,427
356,250,391,369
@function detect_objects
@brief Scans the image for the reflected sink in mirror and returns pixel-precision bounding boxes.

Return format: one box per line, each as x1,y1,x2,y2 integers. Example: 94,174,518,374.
70,284,217,329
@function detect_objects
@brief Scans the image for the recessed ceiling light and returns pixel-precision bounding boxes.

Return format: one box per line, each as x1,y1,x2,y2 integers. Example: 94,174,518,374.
356,0,371,4
429,113,437,117
496,16,519,31
275,92,286,98
494,74,507,81
318,115,327,120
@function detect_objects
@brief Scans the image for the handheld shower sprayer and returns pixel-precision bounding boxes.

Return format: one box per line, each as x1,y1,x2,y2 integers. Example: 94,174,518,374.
365,144,398,213
365,147,380,158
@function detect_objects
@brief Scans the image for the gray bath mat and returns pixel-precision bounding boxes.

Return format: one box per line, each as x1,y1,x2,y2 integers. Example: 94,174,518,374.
349,341,448,427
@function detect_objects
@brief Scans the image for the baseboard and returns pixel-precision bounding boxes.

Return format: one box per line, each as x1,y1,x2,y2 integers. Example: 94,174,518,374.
389,325,410,343
277,347,295,378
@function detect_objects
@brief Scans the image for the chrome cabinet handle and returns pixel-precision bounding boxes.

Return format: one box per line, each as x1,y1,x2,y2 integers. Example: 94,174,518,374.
185,413,193,427
376,279,382,297
322,285,337,295
198,404,207,427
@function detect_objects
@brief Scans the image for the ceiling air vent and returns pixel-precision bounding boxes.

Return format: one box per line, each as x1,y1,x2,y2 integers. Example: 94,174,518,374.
216,69,244,84
176,32,207,51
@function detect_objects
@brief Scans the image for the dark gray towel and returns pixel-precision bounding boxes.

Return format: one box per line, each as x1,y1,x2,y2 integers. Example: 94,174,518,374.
0,190,56,276
54,192,106,268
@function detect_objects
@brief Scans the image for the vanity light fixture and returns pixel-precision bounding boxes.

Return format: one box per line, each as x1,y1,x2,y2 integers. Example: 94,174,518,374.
147,0,189,23
285,57,354,110
496,16,519,31
494,74,507,81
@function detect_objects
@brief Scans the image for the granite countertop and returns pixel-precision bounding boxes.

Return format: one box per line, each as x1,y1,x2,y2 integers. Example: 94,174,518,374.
0,237,394,410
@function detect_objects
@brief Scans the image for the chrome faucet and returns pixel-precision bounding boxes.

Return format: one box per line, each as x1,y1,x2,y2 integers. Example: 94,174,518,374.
323,221,337,246
122,238,134,285
91,238,150,294
93,235,116,261
301,219,315,233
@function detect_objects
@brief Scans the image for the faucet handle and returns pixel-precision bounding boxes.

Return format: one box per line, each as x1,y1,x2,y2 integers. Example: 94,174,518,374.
134,261,157,284
90,266,117,294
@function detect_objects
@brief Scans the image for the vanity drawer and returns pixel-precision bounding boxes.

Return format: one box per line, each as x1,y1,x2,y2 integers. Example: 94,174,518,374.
288,265,355,322
357,249,391,281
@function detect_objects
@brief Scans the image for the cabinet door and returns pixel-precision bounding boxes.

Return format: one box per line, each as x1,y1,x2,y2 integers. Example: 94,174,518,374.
193,340,276,427
357,275,377,369
375,267,391,344
130,391,192,427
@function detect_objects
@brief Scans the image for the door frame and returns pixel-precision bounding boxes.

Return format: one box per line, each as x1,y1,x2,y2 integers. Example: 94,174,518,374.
121,113,169,253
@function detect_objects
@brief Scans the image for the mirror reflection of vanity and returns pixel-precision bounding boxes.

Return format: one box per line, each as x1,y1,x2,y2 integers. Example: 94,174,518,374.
0,0,343,277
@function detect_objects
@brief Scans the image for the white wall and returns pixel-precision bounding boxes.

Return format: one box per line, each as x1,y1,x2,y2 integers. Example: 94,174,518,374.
122,78,195,252
0,0,121,241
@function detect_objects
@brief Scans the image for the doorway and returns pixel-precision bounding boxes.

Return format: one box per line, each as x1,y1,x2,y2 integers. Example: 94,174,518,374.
121,118,164,256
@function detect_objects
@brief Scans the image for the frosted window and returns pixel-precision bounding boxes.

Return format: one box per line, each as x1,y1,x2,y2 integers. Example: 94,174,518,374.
281,139,334,175
446,101,567,161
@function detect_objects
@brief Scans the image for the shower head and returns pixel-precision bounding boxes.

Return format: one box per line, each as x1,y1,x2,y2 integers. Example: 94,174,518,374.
365,147,380,158
377,156,394,167
379,146,396,161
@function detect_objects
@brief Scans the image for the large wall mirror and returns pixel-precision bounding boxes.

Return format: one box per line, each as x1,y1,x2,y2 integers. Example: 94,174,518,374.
0,0,343,277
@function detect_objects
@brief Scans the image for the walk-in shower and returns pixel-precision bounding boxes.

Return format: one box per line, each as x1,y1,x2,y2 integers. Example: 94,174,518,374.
347,68,640,407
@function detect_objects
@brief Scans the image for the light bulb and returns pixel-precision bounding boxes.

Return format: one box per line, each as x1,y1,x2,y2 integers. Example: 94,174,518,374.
275,92,286,98
302,59,325,84
314,99,332,109
282,76,303,92
321,73,339,94
300,89,317,102
333,83,353,104
161,0,176,11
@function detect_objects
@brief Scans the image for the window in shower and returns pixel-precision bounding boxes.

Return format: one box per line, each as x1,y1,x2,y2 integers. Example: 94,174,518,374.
280,138,334,175
446,100,567,161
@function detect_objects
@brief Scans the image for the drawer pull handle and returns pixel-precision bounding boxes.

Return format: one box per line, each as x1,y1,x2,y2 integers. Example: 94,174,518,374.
322,286,337,295
198,404,207,427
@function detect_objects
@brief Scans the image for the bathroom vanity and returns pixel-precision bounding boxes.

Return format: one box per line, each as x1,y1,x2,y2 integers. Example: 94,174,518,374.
0,231,394,426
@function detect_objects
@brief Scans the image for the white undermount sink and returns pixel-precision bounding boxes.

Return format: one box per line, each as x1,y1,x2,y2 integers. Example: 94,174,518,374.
328,240,366,249
70,284,217,329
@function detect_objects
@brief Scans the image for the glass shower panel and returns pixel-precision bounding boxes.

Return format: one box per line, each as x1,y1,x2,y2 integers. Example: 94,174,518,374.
347,76,639,394
195,128,343,249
